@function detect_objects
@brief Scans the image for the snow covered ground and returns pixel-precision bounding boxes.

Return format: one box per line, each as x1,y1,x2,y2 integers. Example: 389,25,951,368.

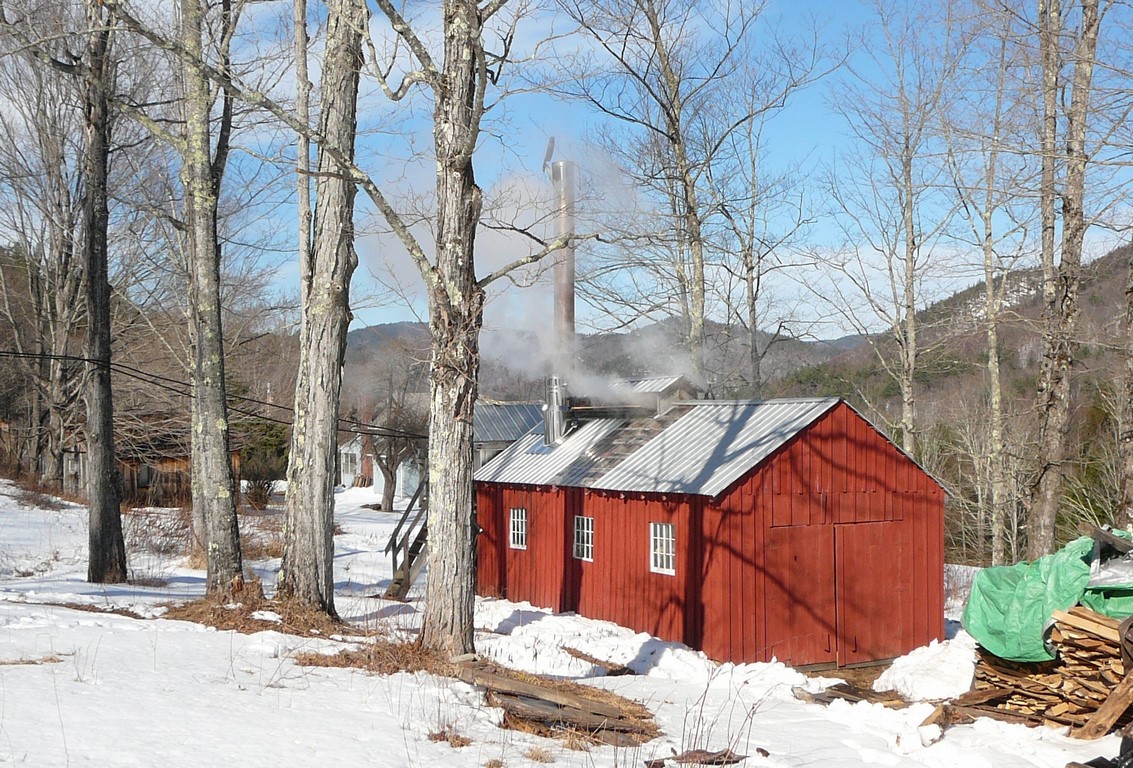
0,479,1121,766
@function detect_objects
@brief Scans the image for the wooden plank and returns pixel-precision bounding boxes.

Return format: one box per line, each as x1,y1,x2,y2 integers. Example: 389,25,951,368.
670,748,748,766
954,687,1012,706
489,692,646,733
1073,673,1133,740
456,666,625,718
948,704,1036,726
561,646,633,677
1068,606,1122,629
1053,610,1121,644
1077,523,1133,555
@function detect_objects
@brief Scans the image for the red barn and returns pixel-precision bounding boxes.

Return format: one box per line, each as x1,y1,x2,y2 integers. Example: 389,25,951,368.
474,390,945,667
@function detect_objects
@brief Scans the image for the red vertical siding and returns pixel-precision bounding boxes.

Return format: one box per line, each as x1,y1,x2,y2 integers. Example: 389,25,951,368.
475,400,945,667
573,491,692,645
703,401,945,666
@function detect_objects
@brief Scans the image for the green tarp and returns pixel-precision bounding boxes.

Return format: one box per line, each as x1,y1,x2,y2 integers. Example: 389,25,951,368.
962,534,1133,662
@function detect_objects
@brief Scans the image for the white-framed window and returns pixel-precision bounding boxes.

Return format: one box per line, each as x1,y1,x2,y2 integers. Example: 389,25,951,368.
650,522,675,575
573,515,594,561
509,508,528,550
341,451,358,476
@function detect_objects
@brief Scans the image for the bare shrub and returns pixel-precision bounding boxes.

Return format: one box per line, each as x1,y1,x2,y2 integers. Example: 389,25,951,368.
122,506,192,557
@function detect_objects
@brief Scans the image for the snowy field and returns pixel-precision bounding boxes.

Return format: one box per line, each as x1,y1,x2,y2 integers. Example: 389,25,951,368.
0,479,1120,767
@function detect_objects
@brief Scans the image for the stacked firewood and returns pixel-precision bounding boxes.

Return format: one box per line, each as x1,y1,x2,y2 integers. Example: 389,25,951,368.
959,607,1133,738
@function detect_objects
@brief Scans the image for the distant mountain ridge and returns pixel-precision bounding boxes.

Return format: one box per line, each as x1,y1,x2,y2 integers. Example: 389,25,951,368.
345,246,1131,401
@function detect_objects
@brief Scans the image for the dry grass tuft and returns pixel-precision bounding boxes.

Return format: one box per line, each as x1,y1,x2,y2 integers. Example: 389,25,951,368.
559,730,592,752
129,576,169,588
294,638,452,676
483,759,505,768
427,728,473,748
523,746,555,763
240,528,284,560
163,579,348,638
185,549,208,570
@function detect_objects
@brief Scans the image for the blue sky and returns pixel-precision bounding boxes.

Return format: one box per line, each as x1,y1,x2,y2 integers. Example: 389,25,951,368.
342,0,879,333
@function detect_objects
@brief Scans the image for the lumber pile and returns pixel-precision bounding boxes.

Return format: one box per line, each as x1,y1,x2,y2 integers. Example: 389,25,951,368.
954,607,1133,738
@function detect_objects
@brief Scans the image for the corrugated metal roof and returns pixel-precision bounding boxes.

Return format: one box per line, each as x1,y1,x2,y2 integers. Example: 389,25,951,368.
473,402,544,445
474,397,841,498
593,399,839,496
474,418,624,486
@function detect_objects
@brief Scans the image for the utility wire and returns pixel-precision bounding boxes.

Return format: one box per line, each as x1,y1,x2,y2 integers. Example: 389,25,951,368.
0,349,428,441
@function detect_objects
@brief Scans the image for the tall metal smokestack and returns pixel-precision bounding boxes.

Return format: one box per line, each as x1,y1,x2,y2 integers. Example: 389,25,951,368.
550,159,576,376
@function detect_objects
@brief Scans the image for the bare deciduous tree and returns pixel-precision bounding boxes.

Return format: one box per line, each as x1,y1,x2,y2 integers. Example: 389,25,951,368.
710,113,814,398
562,0,824,386
1027,0,1102,559
179,0,243,594
0,0,128,580
822,0,963,455
278,0,365,614
941,0,1037,564
0,3,90,485
81,0,127,582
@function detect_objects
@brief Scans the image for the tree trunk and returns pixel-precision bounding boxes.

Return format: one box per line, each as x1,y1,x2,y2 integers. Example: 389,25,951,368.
278,0,363,615
419,0,487,658
1120,248,1133,528
980,30,1011,567
986,241,1008,565
899,133,918,457
181,0,242,596
83,2,127,583
1027,0,1099,559
746,250,762,399
379,462,397,518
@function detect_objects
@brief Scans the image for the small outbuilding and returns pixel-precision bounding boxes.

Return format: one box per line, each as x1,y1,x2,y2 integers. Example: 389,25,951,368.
473,402,544,470
474,390,945,667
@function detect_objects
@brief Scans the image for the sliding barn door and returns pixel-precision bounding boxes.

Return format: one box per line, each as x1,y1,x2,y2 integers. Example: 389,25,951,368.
835,521,912,666
762,524,837,666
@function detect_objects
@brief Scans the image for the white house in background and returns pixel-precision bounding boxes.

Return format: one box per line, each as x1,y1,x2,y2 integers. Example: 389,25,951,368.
338,436,368,488
335,401,540,502
337,435,423,502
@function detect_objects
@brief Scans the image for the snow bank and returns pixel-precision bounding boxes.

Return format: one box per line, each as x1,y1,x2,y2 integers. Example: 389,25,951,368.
874,631,978,701
0,479,1121,767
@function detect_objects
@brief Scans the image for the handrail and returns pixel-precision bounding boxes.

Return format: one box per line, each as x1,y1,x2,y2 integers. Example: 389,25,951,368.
383,478,426,555
394,504,428,555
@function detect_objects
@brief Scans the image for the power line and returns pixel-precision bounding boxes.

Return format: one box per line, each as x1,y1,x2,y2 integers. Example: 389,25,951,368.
0,349,427,441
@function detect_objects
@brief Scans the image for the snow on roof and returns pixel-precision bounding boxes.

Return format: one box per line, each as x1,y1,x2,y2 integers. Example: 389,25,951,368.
474,397,841,498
